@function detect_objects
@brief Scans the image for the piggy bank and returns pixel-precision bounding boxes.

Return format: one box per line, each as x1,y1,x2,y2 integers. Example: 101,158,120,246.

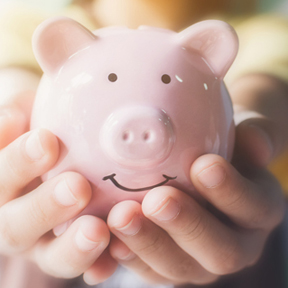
31,17,238,218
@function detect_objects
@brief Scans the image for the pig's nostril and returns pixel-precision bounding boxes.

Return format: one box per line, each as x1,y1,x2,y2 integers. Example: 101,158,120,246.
143,130,154,142
122,130,133,143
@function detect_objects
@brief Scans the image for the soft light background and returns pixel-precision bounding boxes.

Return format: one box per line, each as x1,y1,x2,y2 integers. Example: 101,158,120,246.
0,0,287,12
0,0,73,12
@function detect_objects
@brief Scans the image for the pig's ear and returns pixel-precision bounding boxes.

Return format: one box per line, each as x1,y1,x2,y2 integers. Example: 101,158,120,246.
32,17,96,75
177,20,238,78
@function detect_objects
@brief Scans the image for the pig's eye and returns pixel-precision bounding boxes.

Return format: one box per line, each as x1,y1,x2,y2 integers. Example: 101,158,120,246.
161,74,171,84
108,73,118,82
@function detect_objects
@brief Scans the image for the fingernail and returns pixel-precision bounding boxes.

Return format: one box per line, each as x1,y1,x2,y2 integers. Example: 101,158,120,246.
114,215,142,236
83,273,98,286
54,180,78,207
53,221,69,237
150,198,180,222
196,164,226,188
75,229,100,252
25,130,45,161
116,250,136,261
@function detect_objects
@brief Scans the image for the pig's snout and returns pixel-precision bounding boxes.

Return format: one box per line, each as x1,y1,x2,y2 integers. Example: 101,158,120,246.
100,106,175,168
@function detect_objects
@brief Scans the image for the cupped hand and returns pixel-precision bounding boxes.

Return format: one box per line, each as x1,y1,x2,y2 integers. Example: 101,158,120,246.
0,68,118,285
104,116,285,286
0,128,118,283
0,98,117,285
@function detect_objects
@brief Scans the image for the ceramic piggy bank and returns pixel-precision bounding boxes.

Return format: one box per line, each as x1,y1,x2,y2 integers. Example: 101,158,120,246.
31,17,238,218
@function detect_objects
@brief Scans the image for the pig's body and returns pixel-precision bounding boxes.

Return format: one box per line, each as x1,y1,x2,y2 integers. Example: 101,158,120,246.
31,18,237,218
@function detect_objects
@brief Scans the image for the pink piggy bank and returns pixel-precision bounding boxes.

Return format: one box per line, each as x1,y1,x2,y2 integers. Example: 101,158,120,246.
31,17,238,218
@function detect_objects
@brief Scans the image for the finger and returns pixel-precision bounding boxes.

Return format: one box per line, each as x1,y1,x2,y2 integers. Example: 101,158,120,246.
108,201,217,284
142,187,266,276
109,237,178,285
231,74,288,166
190,154,285,230
83,249,118,285
0,67,39,107
0,172,92,254
233,115,281,167
32,215,110,279
0,105,27,149
0,129,59,204
0,67,40,148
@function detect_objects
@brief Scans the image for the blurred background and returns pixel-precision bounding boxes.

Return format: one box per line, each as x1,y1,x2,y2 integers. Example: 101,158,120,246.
0,0,72,12
0,0,288,13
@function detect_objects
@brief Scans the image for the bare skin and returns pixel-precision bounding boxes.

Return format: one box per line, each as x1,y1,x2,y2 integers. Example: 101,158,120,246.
0,68,285,287
0,1,287,286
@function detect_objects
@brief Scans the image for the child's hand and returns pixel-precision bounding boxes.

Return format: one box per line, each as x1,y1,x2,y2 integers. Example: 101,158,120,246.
0,68,118,283
101,74,288,286
0,128,117,281
106,164,283,285
103,113,285,286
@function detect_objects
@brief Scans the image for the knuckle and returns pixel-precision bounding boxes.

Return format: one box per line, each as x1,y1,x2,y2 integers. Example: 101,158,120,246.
0,210,23,253
136,262,154,277
248,192,285,230
167,258,219,285
3,151,24,184
249,204,274,229
173,212,206,243
210,239,244,275
225,179,247,210
167,258,193,280
136,233,166,256
29,195,50,229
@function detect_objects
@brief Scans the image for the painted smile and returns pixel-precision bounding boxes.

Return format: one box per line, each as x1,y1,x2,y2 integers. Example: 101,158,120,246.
103,174,177,192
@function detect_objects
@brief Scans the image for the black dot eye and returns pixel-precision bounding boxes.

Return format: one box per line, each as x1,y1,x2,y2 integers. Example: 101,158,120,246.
108,73,118,82
161,74,171,84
